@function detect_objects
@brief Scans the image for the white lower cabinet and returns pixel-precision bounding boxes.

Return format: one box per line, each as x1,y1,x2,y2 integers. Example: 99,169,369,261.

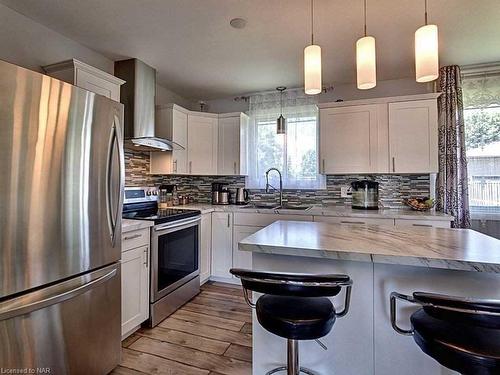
200,211,452,284
121,243,149,338
200,213,212,283
313,216,395,226
233,225,262,271
394,219,451,228
211,212,233,279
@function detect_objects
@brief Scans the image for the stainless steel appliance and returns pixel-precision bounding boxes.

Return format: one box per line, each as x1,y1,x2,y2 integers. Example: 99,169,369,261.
115,58,182,152
235,187,250,205
0,59,124,374
351,180,379,210
211,182,230,205
123,187,201,327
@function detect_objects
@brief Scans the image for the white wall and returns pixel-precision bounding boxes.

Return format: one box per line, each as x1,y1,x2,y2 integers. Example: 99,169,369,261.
205,78,435,113
0,2,192,107
0,2,113,74
156,84,195,109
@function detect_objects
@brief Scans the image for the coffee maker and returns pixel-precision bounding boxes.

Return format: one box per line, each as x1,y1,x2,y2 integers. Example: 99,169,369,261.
211,182,230,205
351,180,379,210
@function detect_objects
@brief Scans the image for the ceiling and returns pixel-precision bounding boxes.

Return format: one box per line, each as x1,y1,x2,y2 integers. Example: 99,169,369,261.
2,0,499,100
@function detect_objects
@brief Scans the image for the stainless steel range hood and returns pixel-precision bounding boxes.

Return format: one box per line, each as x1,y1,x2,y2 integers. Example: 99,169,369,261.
114,58,181,152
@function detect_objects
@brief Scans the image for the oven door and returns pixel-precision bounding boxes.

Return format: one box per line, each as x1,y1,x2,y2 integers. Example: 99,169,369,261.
151,216,200,302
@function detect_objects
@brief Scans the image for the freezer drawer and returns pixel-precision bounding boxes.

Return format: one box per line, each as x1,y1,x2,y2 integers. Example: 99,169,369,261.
0,263,121,375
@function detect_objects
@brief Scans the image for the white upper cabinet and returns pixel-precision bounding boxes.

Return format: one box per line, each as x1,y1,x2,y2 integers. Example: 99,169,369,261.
318,93,440,175
217,113,249,175
187,113,218,175
151,104,188,174
319,104,388,174
42,59,125,102
152,105,251,176
389,99,439,173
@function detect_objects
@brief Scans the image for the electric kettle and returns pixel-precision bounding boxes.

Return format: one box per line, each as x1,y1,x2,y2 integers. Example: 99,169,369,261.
235,188,250,205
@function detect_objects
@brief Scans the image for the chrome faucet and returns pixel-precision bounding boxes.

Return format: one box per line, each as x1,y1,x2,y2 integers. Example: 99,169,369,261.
265,167,283,207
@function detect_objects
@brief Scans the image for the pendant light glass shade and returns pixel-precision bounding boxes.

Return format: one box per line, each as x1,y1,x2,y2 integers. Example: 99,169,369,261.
415,24,439,82
304,44,322,95
277,115,286,134
356,36,377,90
276,86,286,134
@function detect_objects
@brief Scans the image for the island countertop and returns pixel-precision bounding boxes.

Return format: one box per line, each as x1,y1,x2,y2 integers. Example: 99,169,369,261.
239,220,500,273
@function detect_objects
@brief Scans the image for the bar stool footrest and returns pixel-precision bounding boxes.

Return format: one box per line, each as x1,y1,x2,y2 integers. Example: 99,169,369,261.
265,366,317,375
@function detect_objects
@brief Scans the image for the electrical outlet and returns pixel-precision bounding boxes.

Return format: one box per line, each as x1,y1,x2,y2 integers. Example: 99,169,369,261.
340,186,352,198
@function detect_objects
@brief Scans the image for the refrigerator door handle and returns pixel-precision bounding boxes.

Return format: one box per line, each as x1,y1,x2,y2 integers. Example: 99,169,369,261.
0,266,117,321
106,114,125,247
114,114,125,245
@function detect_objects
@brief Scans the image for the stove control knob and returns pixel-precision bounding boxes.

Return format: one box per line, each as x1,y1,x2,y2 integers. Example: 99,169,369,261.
146,191,152,196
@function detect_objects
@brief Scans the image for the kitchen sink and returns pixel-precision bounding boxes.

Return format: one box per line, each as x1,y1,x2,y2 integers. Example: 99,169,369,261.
278,205,312,211
239,204,312,211
239,204,280,210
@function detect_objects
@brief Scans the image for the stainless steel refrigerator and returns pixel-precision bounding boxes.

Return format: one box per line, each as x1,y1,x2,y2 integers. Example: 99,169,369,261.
0,59,124,374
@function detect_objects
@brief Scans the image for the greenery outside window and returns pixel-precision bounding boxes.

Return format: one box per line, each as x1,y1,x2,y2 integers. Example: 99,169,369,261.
463,69,500,216
246,89,324,189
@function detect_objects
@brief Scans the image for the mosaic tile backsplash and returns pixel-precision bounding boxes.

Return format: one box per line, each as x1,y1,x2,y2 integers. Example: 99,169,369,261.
125,151,431,208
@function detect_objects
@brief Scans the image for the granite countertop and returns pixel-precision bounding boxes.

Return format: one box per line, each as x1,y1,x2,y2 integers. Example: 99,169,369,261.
122,219,153,234
169,203,454,221
239,220,500,273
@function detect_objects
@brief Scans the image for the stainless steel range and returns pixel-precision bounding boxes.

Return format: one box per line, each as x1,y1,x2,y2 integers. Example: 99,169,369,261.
123,186,201,327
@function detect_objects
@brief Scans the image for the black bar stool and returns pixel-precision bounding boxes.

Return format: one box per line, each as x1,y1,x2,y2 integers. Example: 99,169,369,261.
231,268,353,375
390,291,500,375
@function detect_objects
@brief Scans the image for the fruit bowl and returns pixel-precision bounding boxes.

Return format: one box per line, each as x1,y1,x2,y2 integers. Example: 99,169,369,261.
403,197,435,211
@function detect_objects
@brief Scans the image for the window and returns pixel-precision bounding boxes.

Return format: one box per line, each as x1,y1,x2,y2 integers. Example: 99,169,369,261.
246,90,324,189
463,70,500,214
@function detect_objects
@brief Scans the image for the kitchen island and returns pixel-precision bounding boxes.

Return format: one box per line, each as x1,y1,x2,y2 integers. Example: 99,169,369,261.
239,221,500,375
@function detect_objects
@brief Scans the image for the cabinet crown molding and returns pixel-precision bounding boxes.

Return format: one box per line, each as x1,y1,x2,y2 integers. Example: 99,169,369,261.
156,103,247,119
42,58,125,86
318,93,441,109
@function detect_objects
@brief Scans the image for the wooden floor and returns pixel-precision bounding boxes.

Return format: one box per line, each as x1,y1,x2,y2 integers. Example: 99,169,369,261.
112,282,253,375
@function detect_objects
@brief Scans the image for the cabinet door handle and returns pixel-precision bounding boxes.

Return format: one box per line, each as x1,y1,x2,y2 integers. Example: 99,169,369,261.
392,157,395,172
143,247,149,268
123,233,141,241
412,223,432,228
233,161,237,175
227,213,230,227
322,159,326,174
173,159,177,173
189,161,192,174
340,220,366,225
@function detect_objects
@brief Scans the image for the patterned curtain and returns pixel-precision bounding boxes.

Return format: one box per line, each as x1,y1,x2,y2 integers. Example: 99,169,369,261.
436,65,471,228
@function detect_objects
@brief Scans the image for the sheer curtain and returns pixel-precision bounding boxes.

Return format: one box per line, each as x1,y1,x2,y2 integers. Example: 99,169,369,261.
246,89,324,189
462,72,500,109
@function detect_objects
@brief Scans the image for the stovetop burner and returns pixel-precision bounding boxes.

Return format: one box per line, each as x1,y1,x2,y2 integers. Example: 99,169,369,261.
123,208,200,225
123,186,201,225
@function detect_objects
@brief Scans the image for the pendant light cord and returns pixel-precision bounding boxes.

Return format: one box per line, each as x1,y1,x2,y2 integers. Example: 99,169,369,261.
310,0,314,45
424,0,428,25
280,89,282,114
364,0,367,36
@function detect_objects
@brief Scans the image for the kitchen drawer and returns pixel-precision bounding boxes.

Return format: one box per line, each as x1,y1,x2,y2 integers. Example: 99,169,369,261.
314,216,395,226
394,219,451,229
234,213,313,227
122,228,150,252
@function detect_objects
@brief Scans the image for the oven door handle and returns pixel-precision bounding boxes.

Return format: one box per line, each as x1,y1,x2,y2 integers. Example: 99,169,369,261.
154,217,201,232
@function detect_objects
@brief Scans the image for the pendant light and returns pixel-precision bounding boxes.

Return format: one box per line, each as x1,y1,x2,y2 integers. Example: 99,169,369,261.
276,87,286,134
415,0,439,82
356,0,376,90
304,0,322,95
